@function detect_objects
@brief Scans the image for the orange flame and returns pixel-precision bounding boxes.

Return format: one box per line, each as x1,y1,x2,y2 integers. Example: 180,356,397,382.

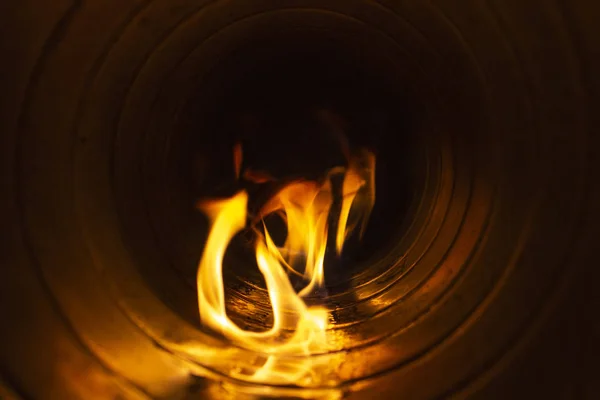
233,142,243,179
196,147,375,386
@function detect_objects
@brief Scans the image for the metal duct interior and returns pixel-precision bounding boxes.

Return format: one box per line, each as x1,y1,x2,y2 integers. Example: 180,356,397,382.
1,1,599,399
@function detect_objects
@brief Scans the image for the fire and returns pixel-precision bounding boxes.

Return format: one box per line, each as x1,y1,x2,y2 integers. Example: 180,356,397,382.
195,142,375,387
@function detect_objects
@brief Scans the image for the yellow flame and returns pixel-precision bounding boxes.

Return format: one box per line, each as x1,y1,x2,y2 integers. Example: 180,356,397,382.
196,150,375,386
335,149,376,254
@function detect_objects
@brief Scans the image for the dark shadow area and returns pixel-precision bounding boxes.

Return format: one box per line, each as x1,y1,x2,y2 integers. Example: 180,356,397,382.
176,33,427,296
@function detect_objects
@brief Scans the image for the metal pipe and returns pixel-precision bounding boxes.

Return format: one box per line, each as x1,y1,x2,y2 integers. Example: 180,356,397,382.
1,1,598,398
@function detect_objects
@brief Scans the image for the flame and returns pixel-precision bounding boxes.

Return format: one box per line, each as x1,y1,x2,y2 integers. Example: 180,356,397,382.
233,142,243,179
335,149,376,255
196,147,375,386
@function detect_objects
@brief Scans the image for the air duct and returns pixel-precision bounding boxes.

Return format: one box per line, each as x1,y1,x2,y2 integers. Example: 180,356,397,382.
1,1,599,399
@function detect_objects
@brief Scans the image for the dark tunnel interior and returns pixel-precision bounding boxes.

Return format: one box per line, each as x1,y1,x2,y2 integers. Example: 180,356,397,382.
175,33,425,288
1,1,599,399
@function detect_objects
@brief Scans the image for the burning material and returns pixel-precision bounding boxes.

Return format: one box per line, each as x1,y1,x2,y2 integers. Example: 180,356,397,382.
195,126,375,387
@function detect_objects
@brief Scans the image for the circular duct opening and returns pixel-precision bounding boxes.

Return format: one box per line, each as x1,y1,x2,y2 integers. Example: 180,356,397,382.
4,1,594,399
106,8,478,390
134,30,436,327
114,16,452,337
